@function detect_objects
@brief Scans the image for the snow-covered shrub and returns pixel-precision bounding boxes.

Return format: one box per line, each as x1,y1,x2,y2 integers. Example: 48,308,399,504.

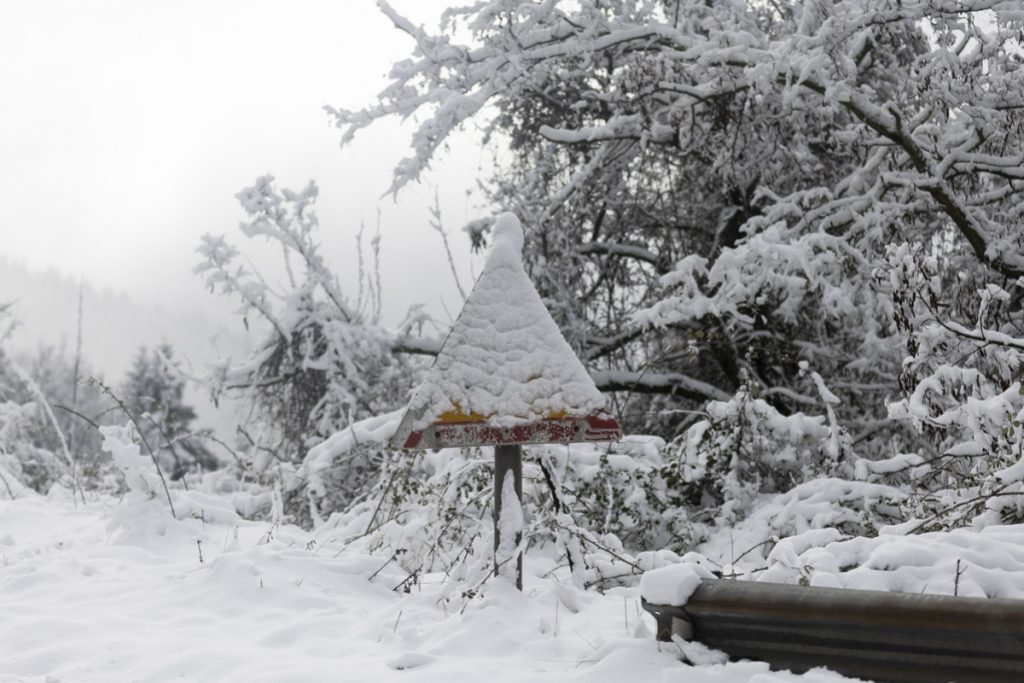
100,423,171,503
196,176,432,525
14,346,111,473
0,400,50,497
99,422,248,532
868,244,1024,530
0,309,94,497
308,426,665,592
668,371,859,524
306,403,898,591
313,438,494,593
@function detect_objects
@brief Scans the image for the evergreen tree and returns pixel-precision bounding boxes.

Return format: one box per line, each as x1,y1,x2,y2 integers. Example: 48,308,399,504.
122,344,216,480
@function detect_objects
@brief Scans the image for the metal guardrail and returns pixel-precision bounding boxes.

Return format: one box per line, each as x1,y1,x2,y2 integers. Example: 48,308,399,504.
642,579,1024,683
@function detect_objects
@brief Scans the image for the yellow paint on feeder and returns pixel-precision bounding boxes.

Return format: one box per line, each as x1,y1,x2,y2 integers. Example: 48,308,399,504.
437,405,487,423
435,405,571,424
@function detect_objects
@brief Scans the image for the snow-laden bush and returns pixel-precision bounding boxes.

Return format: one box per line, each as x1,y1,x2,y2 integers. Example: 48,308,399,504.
100,423,172,504
5,345,122,489
671,372,846,519
302,417,682,591
302,391,905,591
863,243,1024,530
98,422,247,536
195,176,434,525
0,307,86,498
0,400,47,498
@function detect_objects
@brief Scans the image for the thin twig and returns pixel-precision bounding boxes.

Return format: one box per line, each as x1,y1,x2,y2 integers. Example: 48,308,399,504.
91,378,177,518
0,468,17,499
429,189,469,301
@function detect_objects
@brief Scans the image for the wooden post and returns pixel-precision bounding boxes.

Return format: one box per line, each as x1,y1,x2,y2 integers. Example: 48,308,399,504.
493,444,523,589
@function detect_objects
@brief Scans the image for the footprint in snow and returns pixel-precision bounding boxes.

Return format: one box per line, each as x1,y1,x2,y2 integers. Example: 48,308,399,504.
386,652,437,670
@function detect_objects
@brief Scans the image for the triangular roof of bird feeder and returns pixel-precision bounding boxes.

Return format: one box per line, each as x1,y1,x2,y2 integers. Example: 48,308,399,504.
391,213,621,449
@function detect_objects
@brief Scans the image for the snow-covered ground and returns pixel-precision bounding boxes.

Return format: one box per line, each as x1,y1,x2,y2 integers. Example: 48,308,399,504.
0,490,863,683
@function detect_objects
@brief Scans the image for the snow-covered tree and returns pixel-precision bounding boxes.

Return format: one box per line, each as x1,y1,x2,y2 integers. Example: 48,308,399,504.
332,0,1024,531
121,344,216,480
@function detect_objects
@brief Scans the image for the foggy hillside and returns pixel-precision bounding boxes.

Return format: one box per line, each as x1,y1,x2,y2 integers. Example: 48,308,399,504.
0,256,249,432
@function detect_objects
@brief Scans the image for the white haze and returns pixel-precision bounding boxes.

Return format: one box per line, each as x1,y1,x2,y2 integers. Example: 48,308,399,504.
0,0,486,390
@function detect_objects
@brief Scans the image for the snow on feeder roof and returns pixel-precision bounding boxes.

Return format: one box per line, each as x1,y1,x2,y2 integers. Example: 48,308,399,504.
391,212,620,449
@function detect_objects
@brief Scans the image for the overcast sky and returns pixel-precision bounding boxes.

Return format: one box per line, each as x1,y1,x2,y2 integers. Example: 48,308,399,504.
1,0,485,326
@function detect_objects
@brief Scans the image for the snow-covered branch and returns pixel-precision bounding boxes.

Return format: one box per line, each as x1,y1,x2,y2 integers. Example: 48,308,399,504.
575,242,667,273
590,370,730,402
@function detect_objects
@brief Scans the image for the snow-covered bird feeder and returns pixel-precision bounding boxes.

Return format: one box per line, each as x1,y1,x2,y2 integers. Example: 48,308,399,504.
390,212,621,589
